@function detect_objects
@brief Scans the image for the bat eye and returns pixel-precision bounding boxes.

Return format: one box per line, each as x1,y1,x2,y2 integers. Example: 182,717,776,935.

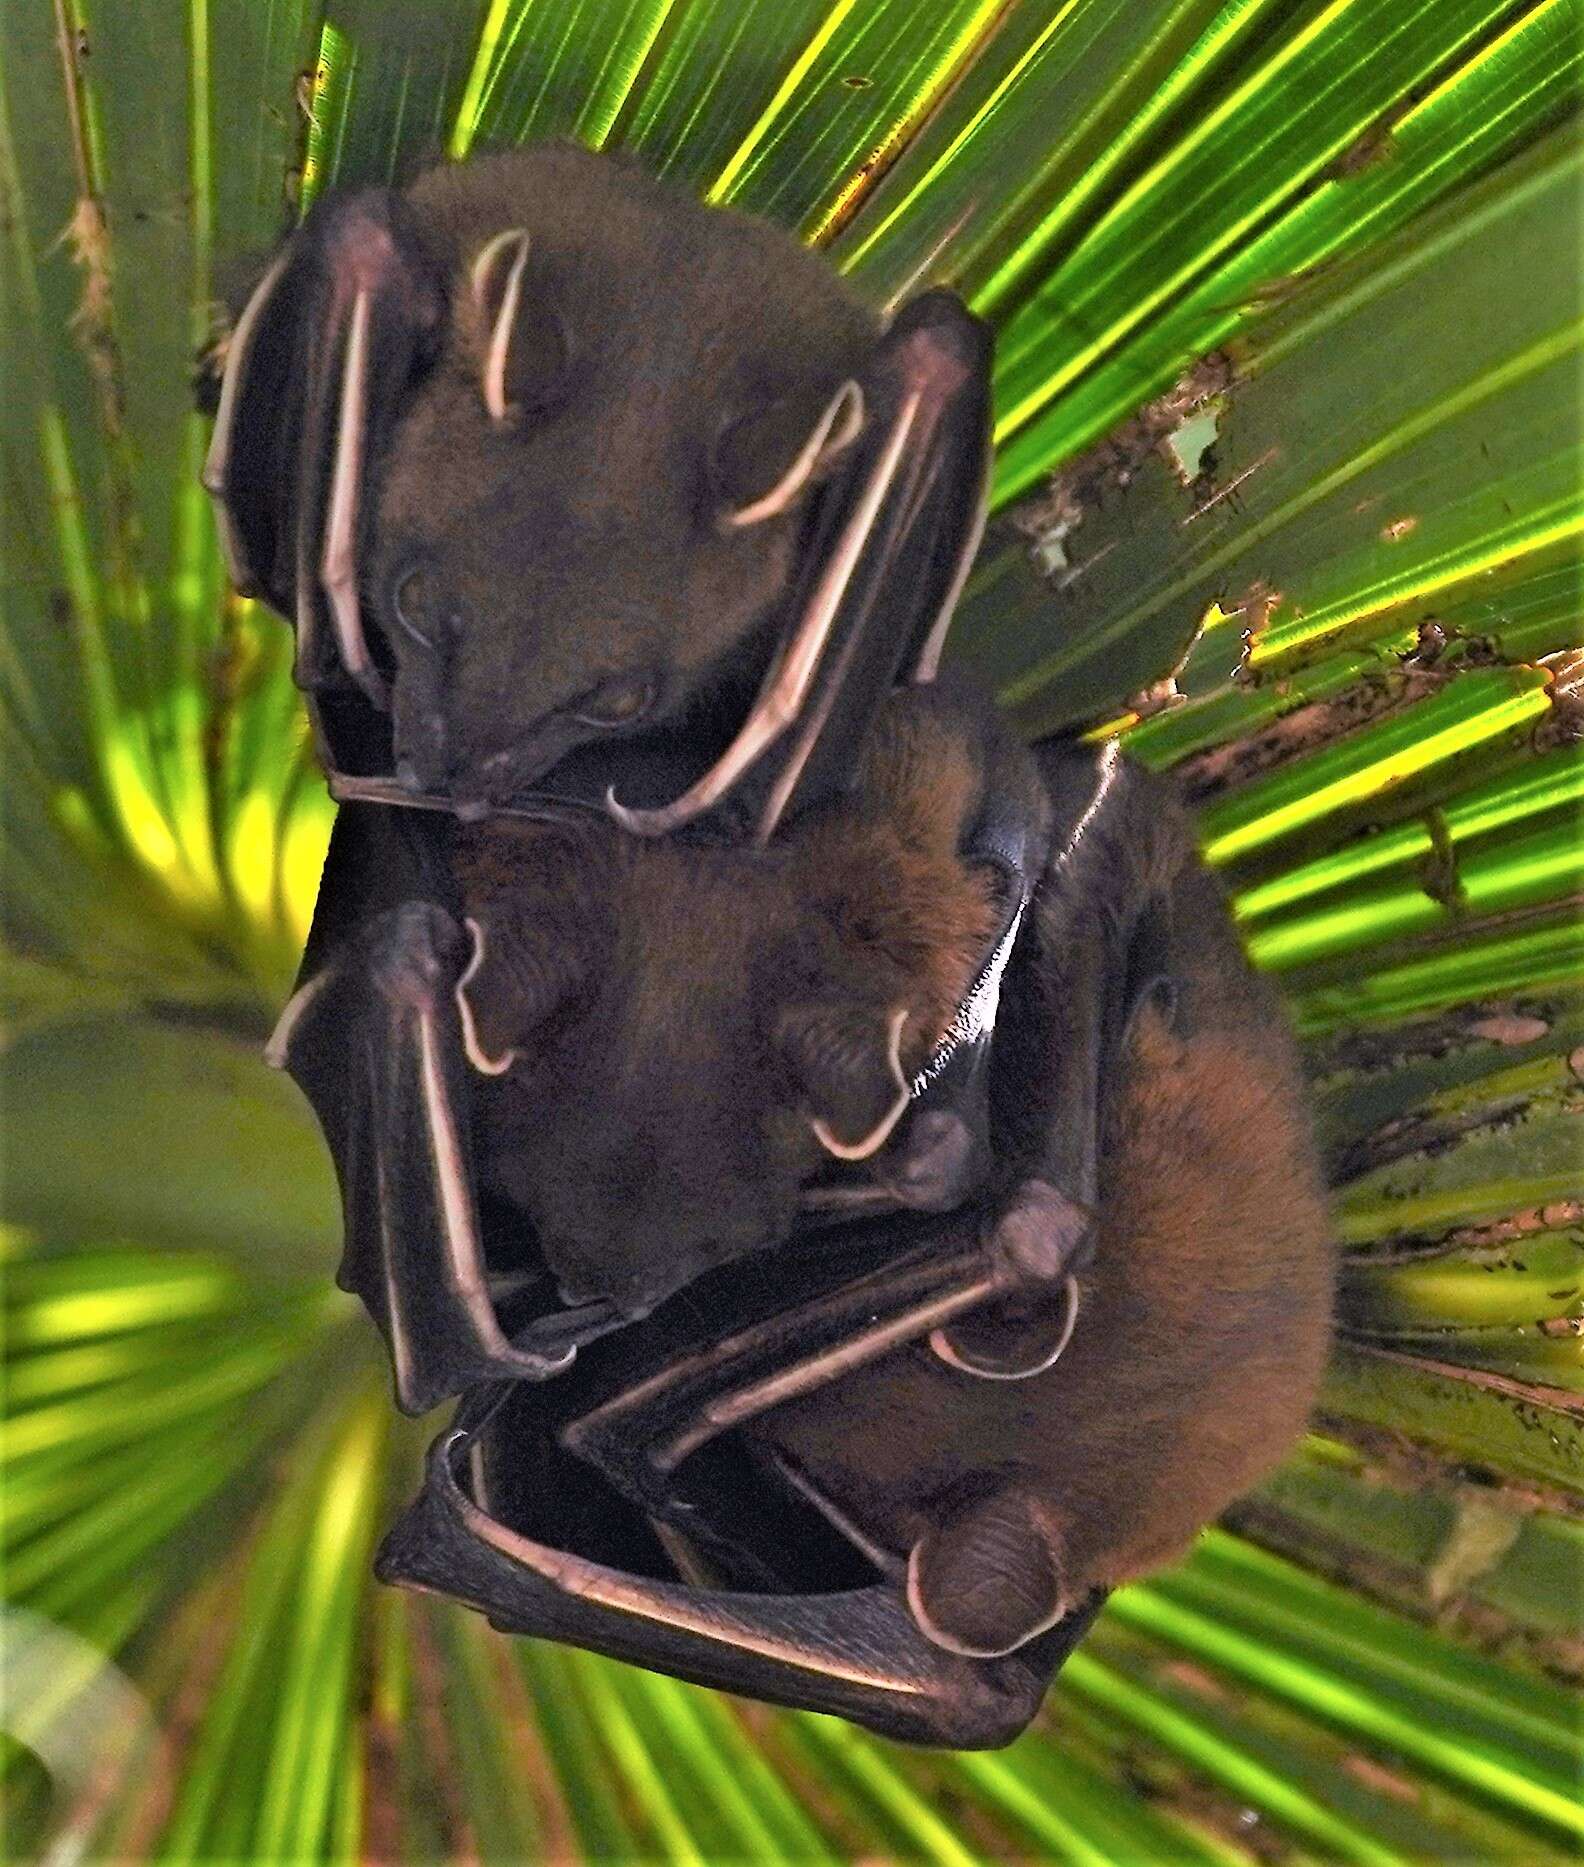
391,563,444,650
574,677,655,729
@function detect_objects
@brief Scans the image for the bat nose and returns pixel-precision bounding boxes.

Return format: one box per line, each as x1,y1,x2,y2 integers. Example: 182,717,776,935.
454,716,584,807
475,742,554,803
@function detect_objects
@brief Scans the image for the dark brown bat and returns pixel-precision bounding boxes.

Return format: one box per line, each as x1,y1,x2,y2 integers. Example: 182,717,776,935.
272,676,1333,1744
203,144,991,840
443,677,1017,1318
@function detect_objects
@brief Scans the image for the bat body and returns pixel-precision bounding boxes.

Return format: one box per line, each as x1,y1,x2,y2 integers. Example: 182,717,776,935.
446,674,1025,1317
273,675,1334,1742
203,144,991,839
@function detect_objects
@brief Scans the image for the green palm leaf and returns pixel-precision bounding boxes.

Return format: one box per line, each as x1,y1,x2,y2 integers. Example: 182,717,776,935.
3,1,1578,1859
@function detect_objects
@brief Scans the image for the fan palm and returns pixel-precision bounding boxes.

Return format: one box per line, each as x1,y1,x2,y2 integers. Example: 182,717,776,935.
2,1,1579,1859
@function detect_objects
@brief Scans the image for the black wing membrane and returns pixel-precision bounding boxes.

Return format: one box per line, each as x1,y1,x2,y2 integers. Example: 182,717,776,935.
745,290,994,839
203,188,445,770
271,805,588,1415
380,1421,1102,1747
378,1214,1106,1747
283,742,1150,1737
937,740,1195,1377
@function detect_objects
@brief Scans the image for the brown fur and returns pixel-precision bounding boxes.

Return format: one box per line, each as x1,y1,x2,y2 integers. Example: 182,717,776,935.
368,144,881,799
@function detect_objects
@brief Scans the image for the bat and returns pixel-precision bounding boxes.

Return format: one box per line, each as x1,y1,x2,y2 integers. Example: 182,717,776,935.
201,143,992,843
271,675,1334,1744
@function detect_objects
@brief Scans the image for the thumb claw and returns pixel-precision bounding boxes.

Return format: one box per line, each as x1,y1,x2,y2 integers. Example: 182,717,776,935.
907,1487,1069,1658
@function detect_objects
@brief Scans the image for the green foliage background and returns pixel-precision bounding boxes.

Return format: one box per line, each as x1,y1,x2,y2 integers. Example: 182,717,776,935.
1,1,1580,1859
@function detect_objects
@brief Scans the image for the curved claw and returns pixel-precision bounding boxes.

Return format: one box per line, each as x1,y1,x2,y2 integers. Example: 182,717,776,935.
456,917,519,1076
722,381,864,528
928,1277,1080,1382
605,389,921,839
812,1009,912,1162
318,287,388,709
473,227,532,423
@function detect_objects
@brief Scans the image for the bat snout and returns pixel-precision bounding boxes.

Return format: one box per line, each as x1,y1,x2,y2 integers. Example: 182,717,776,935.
544,1246,704,1323
538,1194,794,1322
444,707,601,809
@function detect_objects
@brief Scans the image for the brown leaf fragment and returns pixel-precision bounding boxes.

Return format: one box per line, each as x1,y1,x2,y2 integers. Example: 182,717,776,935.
1340,1754,1420,1803
1308,995,1575,1079
1397,618,1505,671
1466,1014,1552,1045
1176,666,1440,801
1540,1316,1584,1338
1158,1661,1231,1701
1009,351,1236,571
1534,649,1584,751
59,197,125,433
1125,676,1185,720
1322,115,1400,181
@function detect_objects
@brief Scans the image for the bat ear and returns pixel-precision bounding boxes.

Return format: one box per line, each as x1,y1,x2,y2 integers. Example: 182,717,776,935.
714,381,864,528
907,1486,1070,1658
455,915,583,1076
469,228,569,423
203,186,446,716
779,999,913,1160
606,290,993,843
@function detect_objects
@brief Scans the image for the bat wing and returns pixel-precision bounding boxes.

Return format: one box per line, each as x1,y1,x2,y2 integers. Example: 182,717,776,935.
271,805,600,1415
202,190,446,779
380,1420,1102,1746
608,290,994,843
377,1212,1104,1746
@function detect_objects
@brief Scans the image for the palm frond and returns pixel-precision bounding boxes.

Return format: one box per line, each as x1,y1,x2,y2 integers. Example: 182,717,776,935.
2,1,1578,1858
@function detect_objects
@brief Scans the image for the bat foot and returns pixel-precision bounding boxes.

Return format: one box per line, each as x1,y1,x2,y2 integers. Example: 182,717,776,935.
930,1180,1088,1380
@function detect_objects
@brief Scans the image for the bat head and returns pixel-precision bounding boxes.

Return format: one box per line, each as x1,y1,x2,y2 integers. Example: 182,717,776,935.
450,686,1015,1317
203,146,990,835
372,148,878,811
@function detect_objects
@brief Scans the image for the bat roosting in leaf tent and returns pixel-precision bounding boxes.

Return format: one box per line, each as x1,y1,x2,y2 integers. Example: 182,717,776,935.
202,142,1335,1748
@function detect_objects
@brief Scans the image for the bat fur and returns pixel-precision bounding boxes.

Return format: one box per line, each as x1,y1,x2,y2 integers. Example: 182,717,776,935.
373,147,877,801
449,677,1007,1313
441,680,1335,1658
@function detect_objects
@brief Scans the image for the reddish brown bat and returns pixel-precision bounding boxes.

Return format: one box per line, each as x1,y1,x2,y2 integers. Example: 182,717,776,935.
202,143,991,842
274,676,1333,1743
